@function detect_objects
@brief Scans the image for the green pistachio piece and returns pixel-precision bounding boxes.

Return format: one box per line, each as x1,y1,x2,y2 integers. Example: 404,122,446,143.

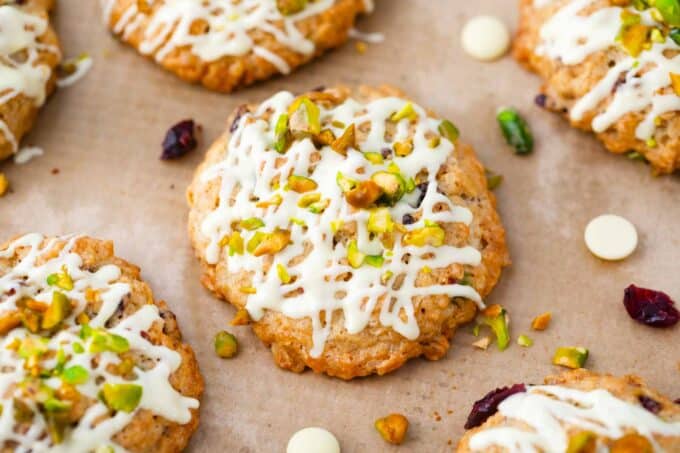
313,129,336,147
276,264,292,284
240,218,265,231
368,208,395,233
331,124,356,156
347,240,365,269
330,219,344,233
479,304,511,351
566,431,596,453
79,324,93,339
402,224,446,247
390,103,418,122
308,199,330,214
273,114,290,154
276,0,307,15
13,398,34,423
43,398,72,412
45,411,68,444
485,169,504,191
214,331,238,358
363,152,384,165
297,192,321,208
246,231,266,254
100,383,143,413
288,175,318,193
62,365,89,385
670,27,680,45
517,334,533,348
654,0,680,26
251,229,291,257
497,108,533,155
336,172,357,193
288,97,321,136
90,331,130,354
553,346,589,369
364,255,385,268
371,171,406,205
72,342,84,354
229,231,244,256
41,292,72,330
438,120,460,143
393,140,414,157
18,337,48,359
46,266,74,291
380,270,394,285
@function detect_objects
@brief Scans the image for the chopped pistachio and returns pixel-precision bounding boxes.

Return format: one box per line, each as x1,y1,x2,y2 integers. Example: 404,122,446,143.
531,312,552,331
89,330,130,354
438,119,460,143
95,446,115,453
41,292,72,330
485,169,503,191
336,172,357,193
646,137,657,147
553,346,589,369
393,140,414,157
18,337,47,359
650,27,665,43
330,219,344,233
566,431,596,453
375,413,409,445
331,124,356,156
0,310,21,335
627,151,647,162
251,229,291,256
13,398,34,423
472,324,481,337
654,0,680,26
364,255,385,268
670,72,680,96
308,198,330,214
479,304,511,351
346,181,383,209
620,22,650,56
517,334,533,348
246,231,266,254
229,231,244,256
230,309,250,326
288,96,321,136
276,264,292,284
363,152,384,165
20,309,40,334
61,365,89,385
72,342,84,354
214,331,238,358
472,336,491,350
331,120,346,129
288,175,318,193
347,240,365,268
240,217,265,230
255,193,282,208
43,397,71,412
402,223,446,247
428,136,441,148
290,217,306,226
371,171,406,205
276,0,307,15
0,173,8,197
380,271,394,285
497,107,533,154
297,192,321,208
46,266,74,291
100,383,143,413
610,433,653,453
239,287,257,294
313,129,336,147
671,27,680,45
273,114,290,154
390,103,418,122
368,208,395,234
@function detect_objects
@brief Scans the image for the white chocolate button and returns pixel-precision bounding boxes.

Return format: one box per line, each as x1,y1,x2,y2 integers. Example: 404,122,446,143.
584,214,638,261
461,16,511,61
287,427,341,453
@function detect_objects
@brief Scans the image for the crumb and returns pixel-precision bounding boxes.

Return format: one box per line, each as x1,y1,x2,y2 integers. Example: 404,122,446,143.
447,409,453,415
356,41,368,54
170,184,175,189
472,336,491,350
433,411,441,422
51,168,60,175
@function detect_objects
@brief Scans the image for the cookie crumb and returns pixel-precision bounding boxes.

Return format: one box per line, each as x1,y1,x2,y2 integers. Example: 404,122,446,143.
0,173,8,197
51,168,60,175
355,41,368,54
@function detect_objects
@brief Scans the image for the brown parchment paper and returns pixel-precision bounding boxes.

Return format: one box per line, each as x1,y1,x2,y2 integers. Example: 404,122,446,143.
2,0,679,451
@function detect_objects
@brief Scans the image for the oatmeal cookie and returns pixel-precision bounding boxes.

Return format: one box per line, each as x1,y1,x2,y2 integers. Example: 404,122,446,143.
187,85,509,379
0,233,203,452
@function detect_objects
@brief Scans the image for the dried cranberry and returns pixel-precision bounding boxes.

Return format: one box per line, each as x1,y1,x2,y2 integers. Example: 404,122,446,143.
534,94,547,108
623,285,680,328
402,214,415,225
415,182,429,208
230,105,248,133
639,395,662,414
464,384,526,429
675,398,680,405
161,120,198,160
381,147,393,160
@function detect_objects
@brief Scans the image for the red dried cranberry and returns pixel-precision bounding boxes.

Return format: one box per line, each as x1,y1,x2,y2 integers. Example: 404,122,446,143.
639,395,662,414
415,182,429,208
464,384,526,429
675,398,680,405
534,94,547,108
623,285,680,328
402,214,415,225
161,120,198,160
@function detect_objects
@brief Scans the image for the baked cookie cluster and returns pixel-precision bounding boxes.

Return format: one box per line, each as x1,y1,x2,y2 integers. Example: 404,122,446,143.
0,0,61,160
188,85,509,379
515,0,680,173
0,234,202,452
103,0,373,92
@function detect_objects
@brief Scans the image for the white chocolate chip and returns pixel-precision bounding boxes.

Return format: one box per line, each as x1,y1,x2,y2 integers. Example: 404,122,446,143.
287,427,341,453
584,215,638,261
461,16,511,61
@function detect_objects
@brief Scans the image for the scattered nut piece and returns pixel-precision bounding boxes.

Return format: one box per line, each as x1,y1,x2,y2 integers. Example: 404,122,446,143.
531,312,552,331
230,309,250,326
553,346,589,369
214,331,238,358
375,413,409,445
517,334,533,348
472,336,491,350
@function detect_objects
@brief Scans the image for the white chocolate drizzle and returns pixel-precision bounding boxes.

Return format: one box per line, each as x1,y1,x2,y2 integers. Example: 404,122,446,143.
103,0,372,75
0,233,199,452
198,91,484,358
0,5,59,154
534,0,680,140
469,384,680,452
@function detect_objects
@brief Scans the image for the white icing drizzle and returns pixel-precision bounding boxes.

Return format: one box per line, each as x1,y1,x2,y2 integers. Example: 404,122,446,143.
56,55,93,88
535,0,680,140
469,385,680,452
0,5,59,154
0,234,199,452
103,0,372,74
13,145,43,164
198,91,484,357
349,27,384,44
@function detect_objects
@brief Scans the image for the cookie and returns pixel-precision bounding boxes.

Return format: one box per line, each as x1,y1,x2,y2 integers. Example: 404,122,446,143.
0,0,61,161
0,233,202,452
514,0,680,174
102,0,373,93
457,369,680,452
187,85,509,379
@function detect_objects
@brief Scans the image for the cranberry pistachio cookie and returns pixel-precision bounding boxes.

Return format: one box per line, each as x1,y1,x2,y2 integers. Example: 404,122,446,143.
0,0,61,160
515,0,680,174
187,85,509,379
0,233,202,452
457,370,680,452
102,0,373,93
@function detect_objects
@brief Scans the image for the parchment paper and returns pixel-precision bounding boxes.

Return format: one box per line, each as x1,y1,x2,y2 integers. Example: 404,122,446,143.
2,0,679,451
